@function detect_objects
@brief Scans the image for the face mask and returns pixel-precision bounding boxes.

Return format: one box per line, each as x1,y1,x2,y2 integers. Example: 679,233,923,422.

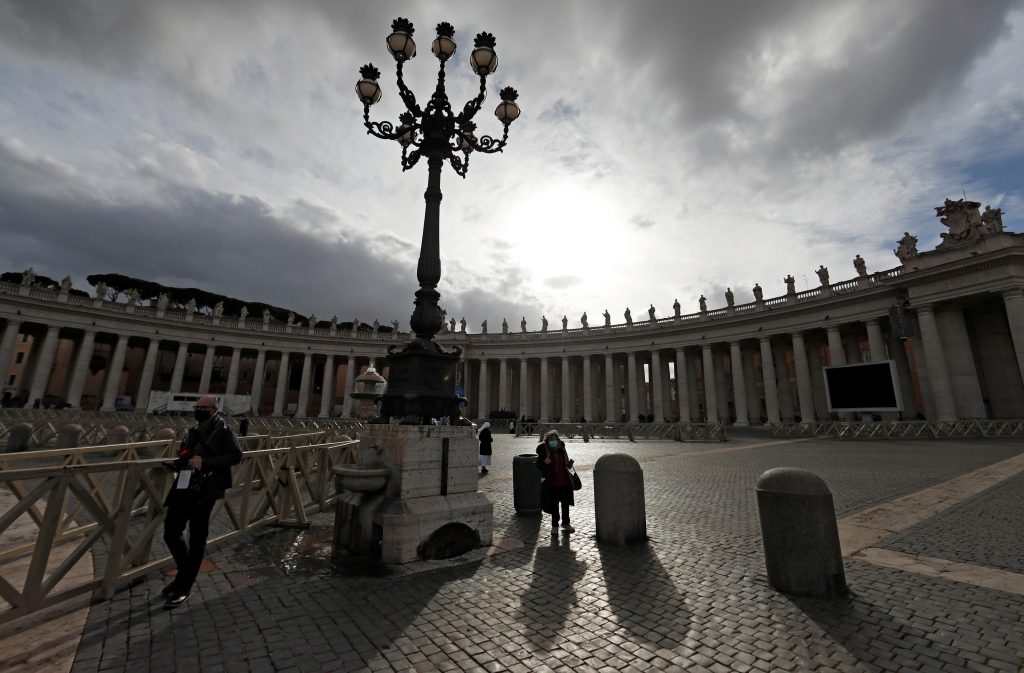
548,439,558,448
193,409,212,423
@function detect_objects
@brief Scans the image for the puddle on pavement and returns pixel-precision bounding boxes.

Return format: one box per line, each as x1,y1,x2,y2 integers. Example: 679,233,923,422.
234,527,395,579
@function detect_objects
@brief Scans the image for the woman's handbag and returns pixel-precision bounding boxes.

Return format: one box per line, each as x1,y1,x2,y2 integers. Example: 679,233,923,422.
570,468,582,491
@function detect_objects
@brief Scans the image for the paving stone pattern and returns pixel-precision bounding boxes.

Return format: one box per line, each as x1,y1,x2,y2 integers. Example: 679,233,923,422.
879,470,1024,573
69,435,1024,673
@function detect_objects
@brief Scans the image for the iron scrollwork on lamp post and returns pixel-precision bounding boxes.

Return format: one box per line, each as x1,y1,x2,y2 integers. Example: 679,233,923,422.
356,18,521,424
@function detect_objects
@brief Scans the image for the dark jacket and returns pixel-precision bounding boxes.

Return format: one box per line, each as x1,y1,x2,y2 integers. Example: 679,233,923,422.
536,440,574,511
478,427,493,455
176,417,242,501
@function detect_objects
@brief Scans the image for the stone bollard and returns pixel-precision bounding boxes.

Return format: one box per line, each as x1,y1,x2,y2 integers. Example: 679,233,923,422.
756,467,848,598
153,428,178,441
106,425,130,445
512,453,541,514
55,424,83,449
594,453,647,545
6,422,32,452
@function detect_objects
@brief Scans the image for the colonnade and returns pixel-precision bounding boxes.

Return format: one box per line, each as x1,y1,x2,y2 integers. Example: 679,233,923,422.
461,291,1024,423
0,319,376,417
2,285,1023,422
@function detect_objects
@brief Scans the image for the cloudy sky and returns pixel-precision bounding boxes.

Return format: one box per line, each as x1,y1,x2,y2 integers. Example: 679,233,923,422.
1,1,1022,330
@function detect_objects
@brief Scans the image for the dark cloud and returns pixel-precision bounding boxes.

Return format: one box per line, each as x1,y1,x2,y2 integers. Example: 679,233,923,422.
543,275,581,289
630,215,655,230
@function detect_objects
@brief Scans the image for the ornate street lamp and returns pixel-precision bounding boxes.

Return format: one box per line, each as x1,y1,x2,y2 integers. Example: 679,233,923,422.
356,18,521,424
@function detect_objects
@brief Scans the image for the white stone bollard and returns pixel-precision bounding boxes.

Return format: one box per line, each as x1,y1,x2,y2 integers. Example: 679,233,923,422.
594,453,647,545
55,424,83,449
756,467,848,598
6,422,32,452
106,425,130,445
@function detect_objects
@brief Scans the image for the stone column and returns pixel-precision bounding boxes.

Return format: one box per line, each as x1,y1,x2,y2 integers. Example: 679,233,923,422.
604,353,616,422
225,347,242,396
759,337,780,423
134,338,161,410
865,319,886,362
498,358,509,412
701,345,718,422
791,331,816,422
916,305,957,421
729,342,749,426
1004,288,1024,388
773,342,794,421
341,355,357,418
478,358,489,420
561,356,572,421
674,348,691,422
715,351,730,422
251,348,267,415
518,357,530,420
296,352,313,418
807,339,829,419
886,333,917,418
649,350,665,422
273,351,291,416
198,344,216,392
582,356,594,421
99,334,129,411
27,325,61,406
462,356,474,417
66,329,96,408
540,357,551,422
0,319,22,378
936,307,986,418
169,342,188,393
743,346,761,423
320,354,335,418
826,326,846,366
626,351,640,422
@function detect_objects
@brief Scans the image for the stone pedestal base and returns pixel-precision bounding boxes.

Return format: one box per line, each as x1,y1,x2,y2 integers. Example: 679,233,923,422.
333,425,493,564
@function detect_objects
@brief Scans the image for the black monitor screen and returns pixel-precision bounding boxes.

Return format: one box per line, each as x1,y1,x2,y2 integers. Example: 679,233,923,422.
823,361,903,411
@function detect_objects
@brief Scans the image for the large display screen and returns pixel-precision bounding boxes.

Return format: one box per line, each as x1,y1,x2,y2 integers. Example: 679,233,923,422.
823,360,903,411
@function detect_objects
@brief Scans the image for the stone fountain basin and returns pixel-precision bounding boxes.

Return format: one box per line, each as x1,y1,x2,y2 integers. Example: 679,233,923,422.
333,465,390,493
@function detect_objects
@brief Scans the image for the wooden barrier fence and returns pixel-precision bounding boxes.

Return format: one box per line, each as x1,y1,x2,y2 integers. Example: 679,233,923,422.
0,432,359,625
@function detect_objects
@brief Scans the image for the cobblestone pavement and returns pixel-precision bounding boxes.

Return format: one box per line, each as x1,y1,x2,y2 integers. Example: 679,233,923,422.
63,433,1024,673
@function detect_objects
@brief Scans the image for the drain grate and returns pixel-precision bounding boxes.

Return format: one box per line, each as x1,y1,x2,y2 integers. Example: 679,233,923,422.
224,568,280,588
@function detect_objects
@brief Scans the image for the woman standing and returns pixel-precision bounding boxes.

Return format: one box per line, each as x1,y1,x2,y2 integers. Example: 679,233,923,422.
477,421,493,475
536,429,575,534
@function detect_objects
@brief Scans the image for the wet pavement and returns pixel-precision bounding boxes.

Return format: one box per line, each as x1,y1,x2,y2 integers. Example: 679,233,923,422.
17,431,1024,672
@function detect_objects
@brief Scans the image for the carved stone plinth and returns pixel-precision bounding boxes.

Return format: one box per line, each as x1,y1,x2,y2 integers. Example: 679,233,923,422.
333,424,493,564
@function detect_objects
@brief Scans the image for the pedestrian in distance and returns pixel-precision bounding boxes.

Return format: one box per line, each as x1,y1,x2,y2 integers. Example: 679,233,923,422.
537,429,575,534
161,395,242,608
477,421,492,475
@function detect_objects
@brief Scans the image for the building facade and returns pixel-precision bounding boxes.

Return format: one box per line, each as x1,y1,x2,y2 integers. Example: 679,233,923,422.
2,200,1022,422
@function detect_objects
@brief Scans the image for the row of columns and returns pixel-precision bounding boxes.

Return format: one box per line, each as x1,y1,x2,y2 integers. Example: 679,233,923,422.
0,322,374,417
465,315,930,424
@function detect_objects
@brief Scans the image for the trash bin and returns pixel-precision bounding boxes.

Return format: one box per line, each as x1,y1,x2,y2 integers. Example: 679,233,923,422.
512,453,541,514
